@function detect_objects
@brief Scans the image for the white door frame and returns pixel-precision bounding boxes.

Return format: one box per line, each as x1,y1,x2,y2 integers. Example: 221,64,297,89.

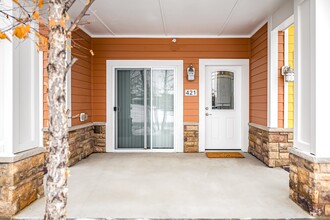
199,59,249,152
106,60,184,152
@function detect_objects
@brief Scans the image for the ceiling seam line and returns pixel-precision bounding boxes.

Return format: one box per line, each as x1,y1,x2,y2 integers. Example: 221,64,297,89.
158,0,168,36
217,0,239,36
78,0,116,36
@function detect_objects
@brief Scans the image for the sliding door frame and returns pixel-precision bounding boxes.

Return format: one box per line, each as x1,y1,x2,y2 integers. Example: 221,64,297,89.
106,60,184,152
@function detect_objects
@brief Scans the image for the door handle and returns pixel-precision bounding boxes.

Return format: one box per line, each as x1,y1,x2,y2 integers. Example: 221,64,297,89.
205,113,212,116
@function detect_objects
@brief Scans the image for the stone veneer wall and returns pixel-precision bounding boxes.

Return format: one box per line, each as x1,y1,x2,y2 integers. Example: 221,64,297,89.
0,152,44,217
93,124,106,153
43,123,106,166
184,123,199,153
290,151,330,217
248,123,293,167
0,123,106,217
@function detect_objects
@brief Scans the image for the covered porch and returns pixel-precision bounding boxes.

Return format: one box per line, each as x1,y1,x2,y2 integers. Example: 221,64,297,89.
1,0,330,218
15,153,310,219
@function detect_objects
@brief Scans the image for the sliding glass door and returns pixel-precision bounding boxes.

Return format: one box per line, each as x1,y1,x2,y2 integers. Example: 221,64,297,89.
115,68,174,150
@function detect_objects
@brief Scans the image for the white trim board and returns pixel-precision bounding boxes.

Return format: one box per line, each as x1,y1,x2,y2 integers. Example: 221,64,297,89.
106,60,184,153
199,59,249,152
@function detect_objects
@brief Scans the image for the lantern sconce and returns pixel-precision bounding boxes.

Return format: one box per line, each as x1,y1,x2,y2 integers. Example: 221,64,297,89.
281,66,294,82
187,64,195,81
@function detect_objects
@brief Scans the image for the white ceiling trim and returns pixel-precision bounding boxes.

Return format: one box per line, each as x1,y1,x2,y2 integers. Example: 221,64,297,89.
158,0,168,36
217,0,240,36
249,18,269,38
89,34,251,38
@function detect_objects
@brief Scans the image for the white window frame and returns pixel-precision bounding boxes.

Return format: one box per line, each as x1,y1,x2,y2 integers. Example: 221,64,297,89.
284,28,289,128
106,60,184,152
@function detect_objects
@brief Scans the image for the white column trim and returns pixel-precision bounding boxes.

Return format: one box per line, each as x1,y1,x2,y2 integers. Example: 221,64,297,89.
38,51,44,147
66,38,72,127
0,0,14,156
294,0,312,154
284,29,289,128
267,17,279,128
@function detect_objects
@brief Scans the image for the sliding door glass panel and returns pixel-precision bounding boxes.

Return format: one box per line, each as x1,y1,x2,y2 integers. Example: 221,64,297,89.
151,69,174,149
116,69,145,149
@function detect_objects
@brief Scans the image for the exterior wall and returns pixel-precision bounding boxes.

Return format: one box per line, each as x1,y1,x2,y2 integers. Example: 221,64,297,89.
278,31,285,128
287,25,294,128
248,123,293,167
250,24,268,126
290,153,330,217
183,123,199,153
43,29,93,127
91,38,250,123
71,29,92,126
0,153,44,217
40,24,49,128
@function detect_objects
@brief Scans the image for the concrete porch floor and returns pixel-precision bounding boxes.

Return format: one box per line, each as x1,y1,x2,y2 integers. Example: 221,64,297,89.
15,153,311,219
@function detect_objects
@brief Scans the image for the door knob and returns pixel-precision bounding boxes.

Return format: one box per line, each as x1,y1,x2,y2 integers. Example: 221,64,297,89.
205,113,212,116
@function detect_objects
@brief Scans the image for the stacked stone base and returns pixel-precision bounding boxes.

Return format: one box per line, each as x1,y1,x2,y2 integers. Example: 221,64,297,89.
0,152,44,217
248,123,293,167
44,123,106,166
290,152,330,217
93,123,106,153
184,123,199,153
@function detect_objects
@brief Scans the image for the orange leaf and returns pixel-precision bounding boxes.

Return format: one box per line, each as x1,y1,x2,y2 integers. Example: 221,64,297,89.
38,0,44,8
0,31,11,42
12,24,31,39
65,12,70,21
49,19,56,27
35,32,48,51
86,0,90,5
90,50,94,56
32,11,40,20
59,19,66,28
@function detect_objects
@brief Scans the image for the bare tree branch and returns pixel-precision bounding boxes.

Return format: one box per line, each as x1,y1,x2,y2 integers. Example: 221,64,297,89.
65,57,78,76
67,0,95,34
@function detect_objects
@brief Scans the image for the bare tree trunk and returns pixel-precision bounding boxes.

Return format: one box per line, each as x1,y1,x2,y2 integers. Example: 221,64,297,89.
45,0,69,219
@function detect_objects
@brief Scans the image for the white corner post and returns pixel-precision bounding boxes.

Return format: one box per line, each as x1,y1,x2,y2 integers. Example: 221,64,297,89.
0,1,42,157
0,1,14,156
294,0,330,157
267,17,278,128
267,0,294,129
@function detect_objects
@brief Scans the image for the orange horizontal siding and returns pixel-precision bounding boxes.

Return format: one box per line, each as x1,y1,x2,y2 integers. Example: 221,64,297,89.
92,38,250,123
249,23,268,126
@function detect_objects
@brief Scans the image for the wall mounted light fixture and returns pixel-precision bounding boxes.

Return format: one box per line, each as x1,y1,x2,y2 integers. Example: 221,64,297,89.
281,66,294,82
187,64,195,81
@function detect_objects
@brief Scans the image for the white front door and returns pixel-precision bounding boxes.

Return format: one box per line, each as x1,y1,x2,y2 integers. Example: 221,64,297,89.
205,66,242,150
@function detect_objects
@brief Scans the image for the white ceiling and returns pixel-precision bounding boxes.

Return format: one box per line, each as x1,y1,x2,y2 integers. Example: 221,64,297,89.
69,0,287,38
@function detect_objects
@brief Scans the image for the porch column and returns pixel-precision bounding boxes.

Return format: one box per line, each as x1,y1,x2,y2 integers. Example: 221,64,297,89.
0,1,14,156
0,2,45,217
289,0,330,217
